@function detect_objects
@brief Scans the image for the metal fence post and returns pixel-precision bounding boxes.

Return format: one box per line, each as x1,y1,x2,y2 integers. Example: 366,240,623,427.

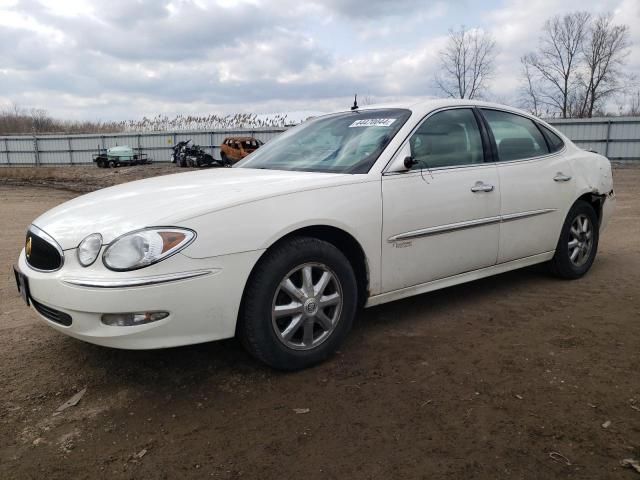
3,138,9,165
173,132,177,162
605,120,612,158
33,135,40,166
68,137,73,165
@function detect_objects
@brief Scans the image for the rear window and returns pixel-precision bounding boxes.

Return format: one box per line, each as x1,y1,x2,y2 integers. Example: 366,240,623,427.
481,109,549,161
540,125,565,153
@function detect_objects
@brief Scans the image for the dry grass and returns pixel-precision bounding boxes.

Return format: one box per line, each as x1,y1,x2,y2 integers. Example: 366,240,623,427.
0,105,296,135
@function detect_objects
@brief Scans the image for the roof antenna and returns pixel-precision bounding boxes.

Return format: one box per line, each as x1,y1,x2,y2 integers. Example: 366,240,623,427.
351,94,359,111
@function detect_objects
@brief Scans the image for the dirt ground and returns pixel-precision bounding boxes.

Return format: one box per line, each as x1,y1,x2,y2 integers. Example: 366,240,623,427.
0,164,186,193
0,167,639,480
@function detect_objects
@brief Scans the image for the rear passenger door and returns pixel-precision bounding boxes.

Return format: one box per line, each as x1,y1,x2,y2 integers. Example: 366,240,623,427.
480,109,574,263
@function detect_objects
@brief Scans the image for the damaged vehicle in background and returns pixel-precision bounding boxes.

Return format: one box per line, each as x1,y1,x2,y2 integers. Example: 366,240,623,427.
171,139,226,168
14,99,615,370
220,136,264,165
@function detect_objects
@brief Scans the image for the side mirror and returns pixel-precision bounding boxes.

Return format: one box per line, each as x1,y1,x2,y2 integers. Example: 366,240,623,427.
403,156,418,170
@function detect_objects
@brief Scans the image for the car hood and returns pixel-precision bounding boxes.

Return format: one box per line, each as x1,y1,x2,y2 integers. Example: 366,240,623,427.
33,168,353,249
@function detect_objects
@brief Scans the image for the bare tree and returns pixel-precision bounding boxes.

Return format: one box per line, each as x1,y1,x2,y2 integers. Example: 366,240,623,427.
617,90,640,116
519,59,543,117
435,26,496,99
578,14,630,117
630,91,640,116
522,12,591,118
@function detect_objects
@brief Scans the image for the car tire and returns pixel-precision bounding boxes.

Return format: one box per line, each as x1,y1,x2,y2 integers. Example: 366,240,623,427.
237,236,358,370
549,200,599,279
108,160,117,168
221,153,231,167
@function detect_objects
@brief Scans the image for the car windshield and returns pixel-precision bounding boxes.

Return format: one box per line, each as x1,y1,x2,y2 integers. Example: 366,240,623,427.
236,109,411,173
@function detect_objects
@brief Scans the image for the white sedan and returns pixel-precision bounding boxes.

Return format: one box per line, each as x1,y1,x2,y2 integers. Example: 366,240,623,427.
14,99,615,370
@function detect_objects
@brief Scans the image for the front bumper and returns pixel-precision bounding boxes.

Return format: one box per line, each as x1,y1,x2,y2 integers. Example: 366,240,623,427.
17,248,262,349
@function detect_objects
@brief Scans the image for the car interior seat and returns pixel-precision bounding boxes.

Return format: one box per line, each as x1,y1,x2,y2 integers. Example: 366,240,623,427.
498,137,538,161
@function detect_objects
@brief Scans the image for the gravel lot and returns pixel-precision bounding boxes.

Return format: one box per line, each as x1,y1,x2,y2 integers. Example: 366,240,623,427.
0,166,639,479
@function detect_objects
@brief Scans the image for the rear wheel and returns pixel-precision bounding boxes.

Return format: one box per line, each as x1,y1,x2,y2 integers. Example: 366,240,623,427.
108,160,117,168
237,237,357,370
549,200,599,279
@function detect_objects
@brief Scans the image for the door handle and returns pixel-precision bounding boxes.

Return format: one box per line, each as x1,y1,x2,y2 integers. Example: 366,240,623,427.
471,181,494,193
553,172,572,182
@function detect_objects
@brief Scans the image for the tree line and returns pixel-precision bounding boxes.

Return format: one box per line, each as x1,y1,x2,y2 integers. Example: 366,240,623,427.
436,11,637,118
0,105,294,135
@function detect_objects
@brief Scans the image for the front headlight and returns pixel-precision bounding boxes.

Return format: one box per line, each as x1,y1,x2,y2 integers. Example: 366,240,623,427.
77,233,103,267
103,228,196,271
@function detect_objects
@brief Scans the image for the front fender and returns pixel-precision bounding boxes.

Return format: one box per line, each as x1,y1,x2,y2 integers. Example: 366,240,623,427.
179,181,383,293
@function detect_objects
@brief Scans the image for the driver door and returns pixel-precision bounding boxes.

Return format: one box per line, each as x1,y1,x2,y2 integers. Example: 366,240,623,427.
381,108,501,292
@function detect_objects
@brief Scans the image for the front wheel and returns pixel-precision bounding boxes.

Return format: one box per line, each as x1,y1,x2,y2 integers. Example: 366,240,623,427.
549,200,599,279
237,237,357,370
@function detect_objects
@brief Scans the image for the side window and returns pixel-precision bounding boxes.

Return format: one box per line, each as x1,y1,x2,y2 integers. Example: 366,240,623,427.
539,125,565,153
481,109,549,161
408,109,484,169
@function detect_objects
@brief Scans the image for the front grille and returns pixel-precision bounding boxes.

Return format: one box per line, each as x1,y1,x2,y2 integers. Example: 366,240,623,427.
26,228,63,271
32,298,72,326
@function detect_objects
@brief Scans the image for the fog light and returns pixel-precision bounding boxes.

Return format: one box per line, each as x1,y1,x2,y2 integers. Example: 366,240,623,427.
101,311,169,327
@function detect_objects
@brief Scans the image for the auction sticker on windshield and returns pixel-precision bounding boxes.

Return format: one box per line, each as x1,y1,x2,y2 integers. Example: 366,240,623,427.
349,118,397,128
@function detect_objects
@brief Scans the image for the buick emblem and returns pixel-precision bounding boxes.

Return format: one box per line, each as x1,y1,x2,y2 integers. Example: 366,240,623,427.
25,236,32,259
304,299,318,316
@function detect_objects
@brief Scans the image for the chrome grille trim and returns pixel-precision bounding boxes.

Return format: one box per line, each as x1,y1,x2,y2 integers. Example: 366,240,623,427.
26,225,65,272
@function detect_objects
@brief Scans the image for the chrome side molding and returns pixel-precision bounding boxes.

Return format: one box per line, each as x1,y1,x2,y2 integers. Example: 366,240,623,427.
62,270,215,288
388,216,502,242
388,208,557,242
501,208,557,222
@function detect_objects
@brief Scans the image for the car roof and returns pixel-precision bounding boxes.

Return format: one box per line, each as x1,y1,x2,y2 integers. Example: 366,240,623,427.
329,98,538,121
224,136,259,141
320,98,563,135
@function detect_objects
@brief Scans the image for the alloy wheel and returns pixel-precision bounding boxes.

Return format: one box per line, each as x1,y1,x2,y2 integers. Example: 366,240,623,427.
568,214,594,267
271,262,343,351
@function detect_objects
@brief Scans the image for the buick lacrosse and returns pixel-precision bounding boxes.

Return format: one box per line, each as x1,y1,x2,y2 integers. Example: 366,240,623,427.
14,99,615,370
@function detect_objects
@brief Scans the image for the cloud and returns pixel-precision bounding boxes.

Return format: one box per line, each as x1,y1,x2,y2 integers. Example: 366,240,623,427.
0,0,637,120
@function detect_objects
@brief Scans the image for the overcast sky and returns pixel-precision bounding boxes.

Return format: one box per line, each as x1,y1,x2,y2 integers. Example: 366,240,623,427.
0,0,638,120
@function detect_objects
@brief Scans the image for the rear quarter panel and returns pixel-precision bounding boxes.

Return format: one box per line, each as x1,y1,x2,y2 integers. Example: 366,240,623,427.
570,149,614,198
